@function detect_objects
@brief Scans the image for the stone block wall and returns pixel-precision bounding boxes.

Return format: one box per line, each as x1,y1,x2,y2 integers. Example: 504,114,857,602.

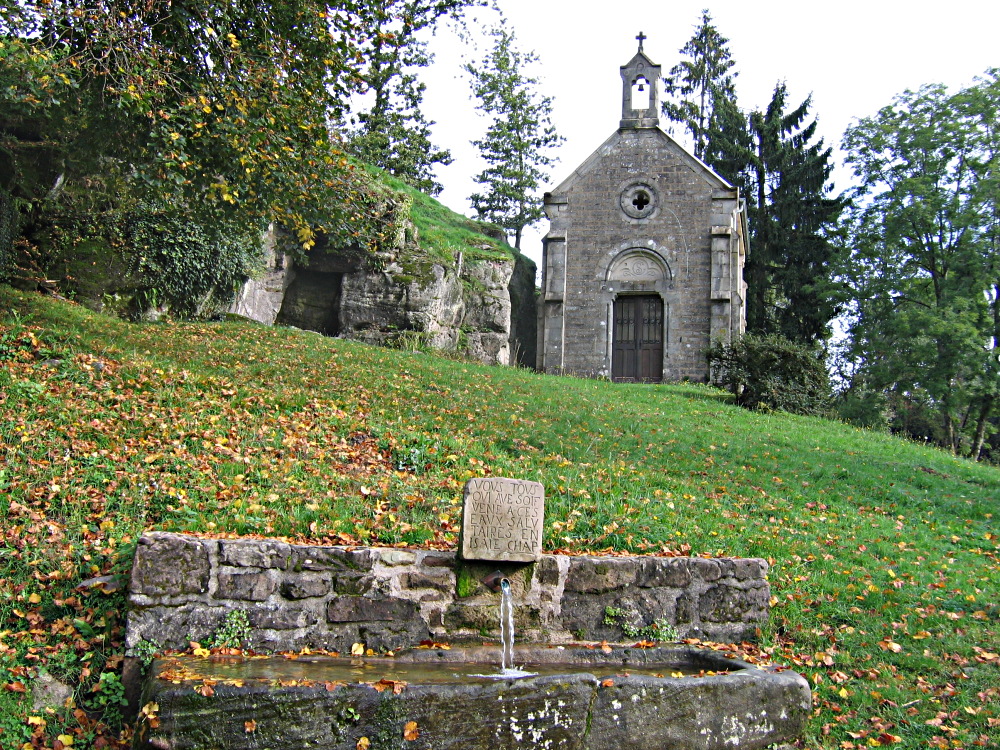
126,533,770,655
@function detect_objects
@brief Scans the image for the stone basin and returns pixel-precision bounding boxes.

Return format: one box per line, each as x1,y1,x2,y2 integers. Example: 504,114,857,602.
134,644,810,749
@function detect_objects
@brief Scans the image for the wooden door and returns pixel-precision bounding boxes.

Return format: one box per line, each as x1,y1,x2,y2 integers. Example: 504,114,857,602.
612,295,663,383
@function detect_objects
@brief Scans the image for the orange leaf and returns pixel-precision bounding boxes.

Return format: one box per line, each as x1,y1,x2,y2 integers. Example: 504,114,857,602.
357,738,370,750
371,679,407,694
244,720,257,733
195,681,215,697
601,678,614,687
403,721,419,741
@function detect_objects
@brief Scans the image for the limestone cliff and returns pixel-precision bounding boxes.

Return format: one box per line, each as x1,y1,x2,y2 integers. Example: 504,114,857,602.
231,224,537,367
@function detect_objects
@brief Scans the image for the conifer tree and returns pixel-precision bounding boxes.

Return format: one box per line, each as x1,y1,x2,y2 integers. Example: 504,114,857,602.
661,9,738,161
465,23,563,250
744,83,844,343
348,1,472,195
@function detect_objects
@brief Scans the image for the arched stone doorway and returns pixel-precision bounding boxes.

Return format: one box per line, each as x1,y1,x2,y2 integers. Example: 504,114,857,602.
606,249,670,383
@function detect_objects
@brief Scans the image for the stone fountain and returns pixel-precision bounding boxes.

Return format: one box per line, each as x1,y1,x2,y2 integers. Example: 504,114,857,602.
127,478,810,749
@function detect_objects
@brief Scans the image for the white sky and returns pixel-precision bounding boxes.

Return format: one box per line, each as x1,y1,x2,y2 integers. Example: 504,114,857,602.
418,0,999,268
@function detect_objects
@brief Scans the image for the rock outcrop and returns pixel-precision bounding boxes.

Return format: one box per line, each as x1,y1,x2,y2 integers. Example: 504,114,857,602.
231,228,537,367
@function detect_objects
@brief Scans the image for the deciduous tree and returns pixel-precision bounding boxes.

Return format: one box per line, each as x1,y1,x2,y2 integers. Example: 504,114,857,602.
0,1,397,260
465,23,563,250
840,72,1000,458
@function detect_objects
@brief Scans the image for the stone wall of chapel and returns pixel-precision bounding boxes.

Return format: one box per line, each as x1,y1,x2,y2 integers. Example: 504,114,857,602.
545,129,723,381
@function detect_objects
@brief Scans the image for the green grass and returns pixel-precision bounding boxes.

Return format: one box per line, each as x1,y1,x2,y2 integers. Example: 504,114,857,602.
365,165,520,268
1,285,997,750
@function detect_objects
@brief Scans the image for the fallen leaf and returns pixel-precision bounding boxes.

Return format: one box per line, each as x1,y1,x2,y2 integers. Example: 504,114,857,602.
244,720,257,732
357,738,370,750
195,681,215,697
601,678,614,687
371,679,407,694
351,642,365,656
403,720,419,741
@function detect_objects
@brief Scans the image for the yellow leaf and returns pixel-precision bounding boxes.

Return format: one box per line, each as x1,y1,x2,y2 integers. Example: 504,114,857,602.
57,736,74,747
27,716,45,726
192,647,210,658
838,687,850,698
357,738,370,750
27,593,41,604
403,720,419,741
351,642,365,656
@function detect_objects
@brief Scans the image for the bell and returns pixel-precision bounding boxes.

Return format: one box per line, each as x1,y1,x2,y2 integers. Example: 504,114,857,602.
637,83,645,92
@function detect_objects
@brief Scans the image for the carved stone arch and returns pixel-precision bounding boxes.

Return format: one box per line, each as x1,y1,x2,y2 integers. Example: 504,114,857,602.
606,248,672,285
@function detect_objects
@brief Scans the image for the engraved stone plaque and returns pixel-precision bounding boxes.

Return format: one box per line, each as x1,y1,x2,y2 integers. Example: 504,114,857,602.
459,477,544,562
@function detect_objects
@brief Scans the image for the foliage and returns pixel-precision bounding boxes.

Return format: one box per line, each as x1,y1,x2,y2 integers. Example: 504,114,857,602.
125,213,265,316
345,1,472,194
707,333,832,416
0,188,19,277
839,71,1000,459
603,606,679,642
209,610,252,650
660,9,738,161
2,286,998,750
24,209,265,316
664,12,843,345
0,1,397,255
465,22,563,250
723,84,845,344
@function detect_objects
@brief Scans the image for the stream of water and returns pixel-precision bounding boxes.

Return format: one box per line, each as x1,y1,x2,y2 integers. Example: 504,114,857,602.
472,578,538,679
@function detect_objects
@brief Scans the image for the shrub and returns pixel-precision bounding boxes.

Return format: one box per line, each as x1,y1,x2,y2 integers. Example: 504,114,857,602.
707,333,831,416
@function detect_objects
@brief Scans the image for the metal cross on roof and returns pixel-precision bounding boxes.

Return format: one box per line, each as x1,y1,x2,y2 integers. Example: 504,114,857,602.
636,31,646,52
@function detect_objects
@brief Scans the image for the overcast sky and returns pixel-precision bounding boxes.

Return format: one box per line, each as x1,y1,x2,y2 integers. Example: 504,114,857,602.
419,0,999,266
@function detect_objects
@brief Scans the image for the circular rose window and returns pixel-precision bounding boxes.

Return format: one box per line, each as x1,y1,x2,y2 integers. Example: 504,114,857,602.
620,182,658,219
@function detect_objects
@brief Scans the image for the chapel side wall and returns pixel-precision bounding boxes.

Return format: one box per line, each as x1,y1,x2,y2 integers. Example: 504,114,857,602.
554,130,720,381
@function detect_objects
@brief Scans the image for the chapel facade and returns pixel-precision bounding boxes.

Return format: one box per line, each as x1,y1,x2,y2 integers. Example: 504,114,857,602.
537,37,747,382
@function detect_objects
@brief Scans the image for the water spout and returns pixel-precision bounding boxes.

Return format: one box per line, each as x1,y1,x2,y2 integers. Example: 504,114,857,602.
482,571,509,593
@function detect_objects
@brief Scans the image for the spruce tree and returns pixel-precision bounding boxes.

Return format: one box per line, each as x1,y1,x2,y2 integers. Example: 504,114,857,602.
661,9,738,161
744,83,844,343
465,23,563,250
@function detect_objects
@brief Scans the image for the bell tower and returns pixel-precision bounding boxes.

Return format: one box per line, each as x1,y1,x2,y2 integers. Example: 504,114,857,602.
620,32,661,129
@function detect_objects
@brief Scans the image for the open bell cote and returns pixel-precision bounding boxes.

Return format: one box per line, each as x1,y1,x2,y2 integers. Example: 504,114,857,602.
620,31,661,129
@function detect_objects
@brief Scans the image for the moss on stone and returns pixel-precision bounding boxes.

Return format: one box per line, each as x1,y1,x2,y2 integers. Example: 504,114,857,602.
455,564,478,599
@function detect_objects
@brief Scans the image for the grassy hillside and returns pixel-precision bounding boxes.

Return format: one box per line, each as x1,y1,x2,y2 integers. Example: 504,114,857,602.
1,286,997,750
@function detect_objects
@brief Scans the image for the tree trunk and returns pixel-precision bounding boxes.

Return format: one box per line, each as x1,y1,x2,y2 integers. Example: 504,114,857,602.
971,395,995,461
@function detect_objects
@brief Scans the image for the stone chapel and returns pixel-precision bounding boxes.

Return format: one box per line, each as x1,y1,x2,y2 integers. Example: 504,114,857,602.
537,36,747,382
